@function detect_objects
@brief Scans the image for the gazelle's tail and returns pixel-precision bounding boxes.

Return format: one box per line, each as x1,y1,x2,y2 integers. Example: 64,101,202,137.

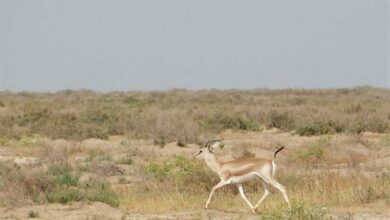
274,146,285,159
272,146,285,177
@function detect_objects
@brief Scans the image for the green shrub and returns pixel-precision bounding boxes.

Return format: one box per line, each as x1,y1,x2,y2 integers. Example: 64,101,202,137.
0,137,10,146
287,201,330,220
296,121,342,136
28,210,39,218
382,134,390,147
84,187,119,207
298,136,331,163
201,115,260,131
46,188,82,204
78,165,89,173
267,111,294,131
0,160,119,207
46,182,119,207
55,172,78,186
177,139,187,147
50,164,79,186
1,88,389,141
262,201,330,220
144,156,216,192
174,156,196,175
350,117,388,134
145,162,172,180
154,137,166,148
118,153,134,165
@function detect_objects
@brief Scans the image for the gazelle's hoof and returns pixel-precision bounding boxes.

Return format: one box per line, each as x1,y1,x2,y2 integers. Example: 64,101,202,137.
251,209,257,214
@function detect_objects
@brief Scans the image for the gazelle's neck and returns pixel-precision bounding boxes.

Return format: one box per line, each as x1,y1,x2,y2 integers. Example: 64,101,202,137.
204,153,222,174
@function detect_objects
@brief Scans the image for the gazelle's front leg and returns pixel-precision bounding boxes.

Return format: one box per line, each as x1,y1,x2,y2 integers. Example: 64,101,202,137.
205,180,227,209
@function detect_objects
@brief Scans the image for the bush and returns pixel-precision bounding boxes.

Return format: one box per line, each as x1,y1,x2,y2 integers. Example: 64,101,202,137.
46,188,82,204
287,201,330,220
46,180,119,206
0,88,389,141
55,172,79,186
174,156,196,176
267,111,294,131
296,121,342,136
28,210,39,218
0,161,119,207
144,156,216,193
49,164,79,186
118,153,134,165
297,136,331,163
262,201,330,220
84,187,119,207
201,115,260,132
145,162,172,180
382,134,390,147
349,117,388,134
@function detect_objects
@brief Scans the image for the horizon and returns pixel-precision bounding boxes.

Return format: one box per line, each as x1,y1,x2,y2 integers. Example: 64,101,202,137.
0,85,388,94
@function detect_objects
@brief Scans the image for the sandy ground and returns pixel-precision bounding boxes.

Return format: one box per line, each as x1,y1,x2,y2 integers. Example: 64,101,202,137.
1,202,390,220
1,130,390,220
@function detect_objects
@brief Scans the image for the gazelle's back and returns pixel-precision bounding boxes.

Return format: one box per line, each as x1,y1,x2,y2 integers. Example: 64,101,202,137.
220,158,272,180
222,157,271,167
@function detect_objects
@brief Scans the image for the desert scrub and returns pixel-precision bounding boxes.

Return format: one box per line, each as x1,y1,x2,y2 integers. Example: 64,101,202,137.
0,137,10,146
266,110,295,131
46,176,119,207
144,156,217,193
145,162,172,180
0,161,119,207
49,163,79,186
200,114,260,132
28,210,39,218
144,156,192,180
117,152,135,165
46,188,82,204
262,201,331,220
296,121,342,136
382,133,390,147
1,87,390,141
297,136,331,164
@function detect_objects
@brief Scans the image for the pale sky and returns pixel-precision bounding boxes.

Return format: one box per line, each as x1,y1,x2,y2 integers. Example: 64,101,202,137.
0,0,389,92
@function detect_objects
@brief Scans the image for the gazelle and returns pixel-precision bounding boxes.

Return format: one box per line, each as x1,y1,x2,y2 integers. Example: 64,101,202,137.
195,138,290,213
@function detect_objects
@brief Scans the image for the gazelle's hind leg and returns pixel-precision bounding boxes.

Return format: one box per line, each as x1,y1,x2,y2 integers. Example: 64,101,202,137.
236,184,256,213
268,179,291,208
254,172,291,209
254,181,270,210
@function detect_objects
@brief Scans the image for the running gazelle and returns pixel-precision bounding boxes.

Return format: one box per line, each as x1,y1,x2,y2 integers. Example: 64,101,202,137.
195,138,290,213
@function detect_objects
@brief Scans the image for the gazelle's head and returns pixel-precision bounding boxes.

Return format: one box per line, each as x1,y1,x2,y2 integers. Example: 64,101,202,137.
195,138,224,160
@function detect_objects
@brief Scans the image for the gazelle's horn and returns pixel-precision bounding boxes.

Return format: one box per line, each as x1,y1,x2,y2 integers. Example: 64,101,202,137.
205,137,224,149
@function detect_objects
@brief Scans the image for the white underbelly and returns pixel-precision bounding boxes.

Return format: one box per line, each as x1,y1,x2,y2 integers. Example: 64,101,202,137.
229,173,257,184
